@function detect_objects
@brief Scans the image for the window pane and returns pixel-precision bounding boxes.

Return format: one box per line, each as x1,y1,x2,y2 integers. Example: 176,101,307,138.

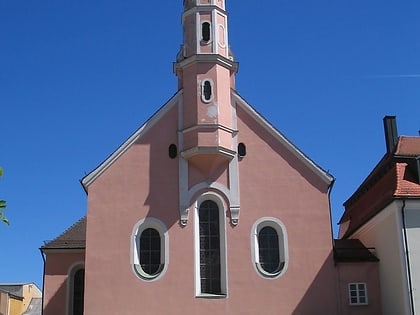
199,200,221,294
140,228,161,276
73,269,84,315
202,22,210,42
258,226,280,274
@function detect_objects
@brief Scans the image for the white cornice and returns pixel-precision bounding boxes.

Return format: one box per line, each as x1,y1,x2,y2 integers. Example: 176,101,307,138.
81,91,183,191
232,91,334,186
174,54,238,74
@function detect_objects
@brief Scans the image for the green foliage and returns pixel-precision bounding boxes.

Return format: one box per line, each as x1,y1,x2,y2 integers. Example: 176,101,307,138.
0,167,8,225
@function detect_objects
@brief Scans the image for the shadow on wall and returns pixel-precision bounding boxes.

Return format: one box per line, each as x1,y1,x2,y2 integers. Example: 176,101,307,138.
43,280,67,315
136,104,181,229
292,252,340,315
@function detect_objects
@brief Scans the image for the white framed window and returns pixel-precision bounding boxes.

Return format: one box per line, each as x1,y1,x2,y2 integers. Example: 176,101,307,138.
194,192,227,297
131,217,169,281
251,217,288,279
201,79,214,103
348,283,368,305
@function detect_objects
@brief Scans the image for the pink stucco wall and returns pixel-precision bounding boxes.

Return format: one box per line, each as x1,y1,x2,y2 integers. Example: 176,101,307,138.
82,100,341,314
43,252,85,315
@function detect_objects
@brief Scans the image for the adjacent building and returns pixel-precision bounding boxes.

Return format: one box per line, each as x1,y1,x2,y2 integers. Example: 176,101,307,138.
339,116,420,315
0,283,41,315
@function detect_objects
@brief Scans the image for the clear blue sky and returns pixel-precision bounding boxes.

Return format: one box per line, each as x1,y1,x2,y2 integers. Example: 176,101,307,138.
1,0,419,288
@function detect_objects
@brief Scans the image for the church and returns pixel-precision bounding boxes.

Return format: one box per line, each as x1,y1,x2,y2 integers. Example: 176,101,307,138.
40,1,390,314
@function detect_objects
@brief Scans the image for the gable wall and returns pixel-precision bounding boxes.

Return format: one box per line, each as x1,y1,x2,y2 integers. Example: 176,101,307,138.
83,99,338,314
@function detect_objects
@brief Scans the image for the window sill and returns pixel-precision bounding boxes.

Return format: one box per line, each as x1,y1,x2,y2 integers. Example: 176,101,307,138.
196,293,227,299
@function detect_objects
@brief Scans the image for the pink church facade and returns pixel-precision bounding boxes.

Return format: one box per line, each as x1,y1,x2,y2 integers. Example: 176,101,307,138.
41,1,382,314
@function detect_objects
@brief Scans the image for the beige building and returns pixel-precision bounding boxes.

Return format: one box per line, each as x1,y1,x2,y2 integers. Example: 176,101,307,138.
0,283,41,315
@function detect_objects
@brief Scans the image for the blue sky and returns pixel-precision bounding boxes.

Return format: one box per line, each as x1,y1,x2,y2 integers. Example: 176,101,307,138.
1,0,419,288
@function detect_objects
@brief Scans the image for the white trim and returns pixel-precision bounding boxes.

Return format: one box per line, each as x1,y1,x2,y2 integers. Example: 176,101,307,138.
232,92,333,185
66,262,85,315
251,217,288,279
200,78,214,103
194,192,228,297
81,91,182,189
131,217,169,282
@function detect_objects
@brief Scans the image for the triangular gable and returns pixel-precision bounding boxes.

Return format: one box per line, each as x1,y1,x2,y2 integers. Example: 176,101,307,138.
81,90,182,190
232,90,334,186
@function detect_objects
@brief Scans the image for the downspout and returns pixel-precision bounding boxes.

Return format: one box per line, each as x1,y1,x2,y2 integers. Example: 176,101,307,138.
327,178,342,315
39,248,46,315
401,199,415,315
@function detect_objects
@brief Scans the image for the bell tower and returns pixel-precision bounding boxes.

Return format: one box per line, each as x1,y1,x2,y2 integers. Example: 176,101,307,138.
174,0,240,226
174,0,239,162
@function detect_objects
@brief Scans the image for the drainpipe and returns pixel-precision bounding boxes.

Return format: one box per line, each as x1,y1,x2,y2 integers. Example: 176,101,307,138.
326,178,342,315
401,199,415,315
39,248,46,315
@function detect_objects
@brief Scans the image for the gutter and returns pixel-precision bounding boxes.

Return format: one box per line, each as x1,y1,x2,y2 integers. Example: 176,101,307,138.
39,248,46,315
401,199,415,315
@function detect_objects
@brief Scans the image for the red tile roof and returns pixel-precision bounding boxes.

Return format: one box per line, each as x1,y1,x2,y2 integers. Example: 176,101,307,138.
395,136,420,156
340,136,420,237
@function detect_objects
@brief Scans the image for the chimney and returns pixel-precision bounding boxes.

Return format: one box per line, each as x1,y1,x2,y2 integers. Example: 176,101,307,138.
383,116,398,154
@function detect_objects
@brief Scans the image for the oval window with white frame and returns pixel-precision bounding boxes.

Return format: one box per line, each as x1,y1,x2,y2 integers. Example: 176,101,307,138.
251,217,288,278
131,217,169,281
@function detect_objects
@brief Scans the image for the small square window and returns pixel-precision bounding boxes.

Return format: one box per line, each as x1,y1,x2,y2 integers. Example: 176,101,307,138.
348,282,368,306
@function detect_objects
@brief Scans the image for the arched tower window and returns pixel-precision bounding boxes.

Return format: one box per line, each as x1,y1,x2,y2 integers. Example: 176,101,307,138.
199,200,221,294
202,22,211,42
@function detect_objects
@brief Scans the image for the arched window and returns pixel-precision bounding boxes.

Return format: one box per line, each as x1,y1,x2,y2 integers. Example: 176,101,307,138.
73,269,84,315
194,194,227,297
199,200,221,294
132,218,168,281
202,22,211,42
140,228,161,276
68,264,84,315
251,218,288,278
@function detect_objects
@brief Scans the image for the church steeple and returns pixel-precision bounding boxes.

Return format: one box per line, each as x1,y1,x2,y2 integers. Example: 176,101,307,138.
174,0,239,164
175,0,241,226
175,0,238,89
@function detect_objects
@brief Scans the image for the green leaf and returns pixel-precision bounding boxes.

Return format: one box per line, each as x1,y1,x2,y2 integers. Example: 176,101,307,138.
0,200,5,209
0,213,9,225
0,167,3,177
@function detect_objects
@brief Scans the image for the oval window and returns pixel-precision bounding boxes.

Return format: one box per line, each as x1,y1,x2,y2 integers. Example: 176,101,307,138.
258,226,280,274
139,228,162,276
252,218,288,278
203,80,212,102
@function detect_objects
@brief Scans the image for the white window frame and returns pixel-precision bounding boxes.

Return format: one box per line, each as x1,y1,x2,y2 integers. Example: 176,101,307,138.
251,217,288,279
131,217,169,282
194,192,228,297
201,79,214,103
348,282,368,306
